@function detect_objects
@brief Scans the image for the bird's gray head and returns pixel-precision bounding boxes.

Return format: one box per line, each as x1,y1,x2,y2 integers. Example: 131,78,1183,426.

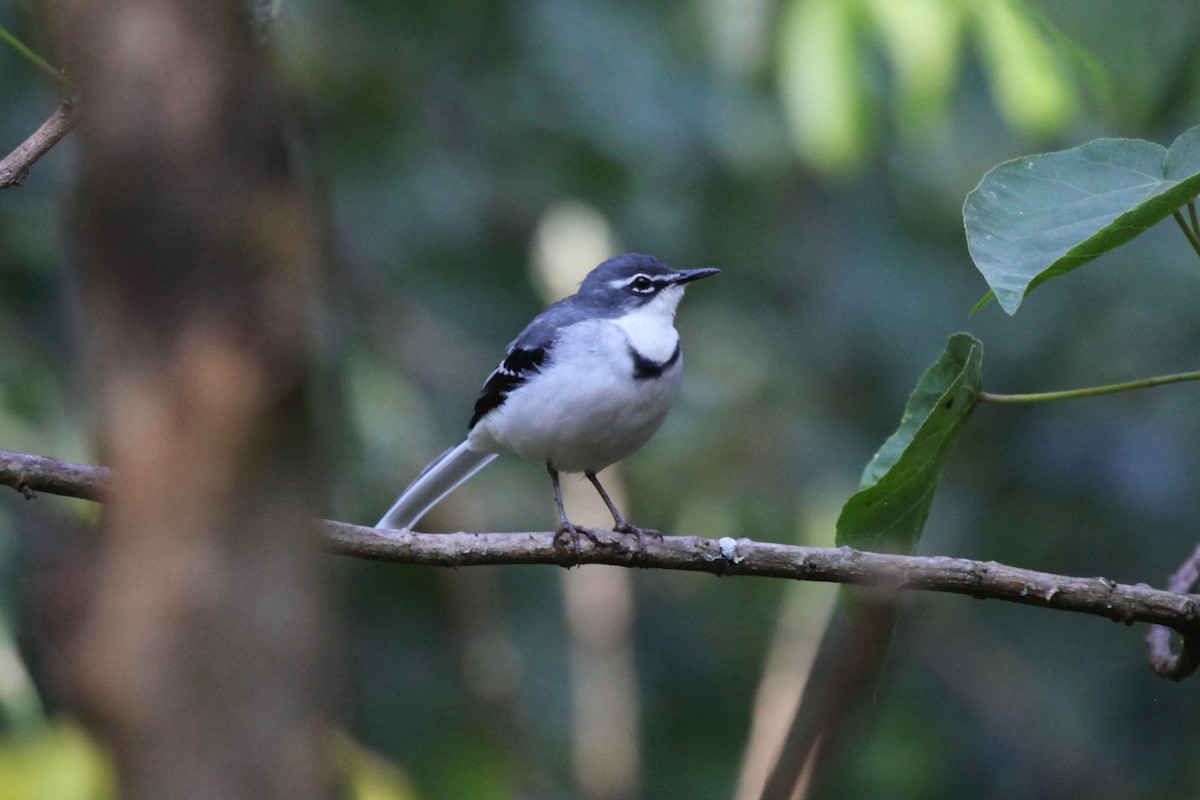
577,254,720,316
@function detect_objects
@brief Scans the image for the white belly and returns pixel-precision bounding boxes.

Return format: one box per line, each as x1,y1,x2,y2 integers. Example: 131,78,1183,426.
469,319,682,473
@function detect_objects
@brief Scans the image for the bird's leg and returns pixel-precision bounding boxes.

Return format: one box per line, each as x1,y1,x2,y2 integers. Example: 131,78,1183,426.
549,466,599,556
585,471,662,551
550,466,571,529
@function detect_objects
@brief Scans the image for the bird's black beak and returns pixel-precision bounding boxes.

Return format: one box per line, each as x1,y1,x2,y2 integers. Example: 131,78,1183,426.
672,267,721,285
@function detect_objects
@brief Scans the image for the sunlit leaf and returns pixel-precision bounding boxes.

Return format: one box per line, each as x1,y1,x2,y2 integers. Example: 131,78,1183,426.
0,720,114,800
972,0,1077,136
836,333,982,555
965,126,1200,314
1019,4,1117,119
337,733,419,800
777,0,869,174
863,0,964,134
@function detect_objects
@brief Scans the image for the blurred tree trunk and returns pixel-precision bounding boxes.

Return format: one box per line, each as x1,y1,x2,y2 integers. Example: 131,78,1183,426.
46,2,334,798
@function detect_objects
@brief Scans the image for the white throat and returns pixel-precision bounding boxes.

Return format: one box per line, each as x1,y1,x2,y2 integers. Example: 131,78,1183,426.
612,285,683,362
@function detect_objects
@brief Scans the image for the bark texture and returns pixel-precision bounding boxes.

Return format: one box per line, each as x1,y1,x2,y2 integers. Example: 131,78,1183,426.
45,3,332,798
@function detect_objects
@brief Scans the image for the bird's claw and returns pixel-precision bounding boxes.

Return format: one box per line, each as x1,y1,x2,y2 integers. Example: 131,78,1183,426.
614,523,662,540
552,522,661,563
553,523,601,563
613,523,661,557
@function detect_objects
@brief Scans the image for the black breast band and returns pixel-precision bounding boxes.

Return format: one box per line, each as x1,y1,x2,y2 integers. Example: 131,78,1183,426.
630,341,681,380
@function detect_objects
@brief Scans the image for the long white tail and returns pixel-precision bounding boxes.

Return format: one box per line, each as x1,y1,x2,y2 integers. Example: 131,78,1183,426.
376,441,498,530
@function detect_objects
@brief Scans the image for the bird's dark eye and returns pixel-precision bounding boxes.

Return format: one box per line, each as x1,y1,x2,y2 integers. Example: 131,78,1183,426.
629,275,655,294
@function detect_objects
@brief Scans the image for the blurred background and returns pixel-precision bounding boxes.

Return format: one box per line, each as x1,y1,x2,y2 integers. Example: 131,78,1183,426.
3,0,1200,797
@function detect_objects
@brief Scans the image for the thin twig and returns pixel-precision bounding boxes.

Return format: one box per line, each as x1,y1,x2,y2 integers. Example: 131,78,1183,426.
979,368,1200,405
1147,541,1200,680
1173,208,1200,259
3,449,1200,641
0,98,77,190
0,24,74,92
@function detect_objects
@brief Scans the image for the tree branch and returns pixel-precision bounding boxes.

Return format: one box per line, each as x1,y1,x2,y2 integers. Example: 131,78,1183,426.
0,97,77,190
0,449,108,501
5,448,1200,641
324,525,1200,632
1147,540,1200,680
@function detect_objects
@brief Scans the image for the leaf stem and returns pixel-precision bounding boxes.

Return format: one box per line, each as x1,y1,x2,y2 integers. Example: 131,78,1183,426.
0,24,74,93
1174,208,1200,259
979,369,1200,404
1189,199,1200,239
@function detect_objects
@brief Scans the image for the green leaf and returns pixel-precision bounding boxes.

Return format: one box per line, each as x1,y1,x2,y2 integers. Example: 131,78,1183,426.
964,126,1200,315
971,0,1078,137
836,333,982,555
862,0,964,136
777,0,870,175
336,732,419,800
0,720,115,800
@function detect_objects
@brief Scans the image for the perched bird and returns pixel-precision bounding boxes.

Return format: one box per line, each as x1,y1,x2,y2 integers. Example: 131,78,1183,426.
376,253,719,541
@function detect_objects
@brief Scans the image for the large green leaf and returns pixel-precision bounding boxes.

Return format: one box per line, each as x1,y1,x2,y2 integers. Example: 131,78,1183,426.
836,333,982,555
965,126,1200,315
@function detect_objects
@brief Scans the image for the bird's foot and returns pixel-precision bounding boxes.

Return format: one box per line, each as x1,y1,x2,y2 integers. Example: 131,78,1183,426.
613,523,662,555
553,523,601,563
